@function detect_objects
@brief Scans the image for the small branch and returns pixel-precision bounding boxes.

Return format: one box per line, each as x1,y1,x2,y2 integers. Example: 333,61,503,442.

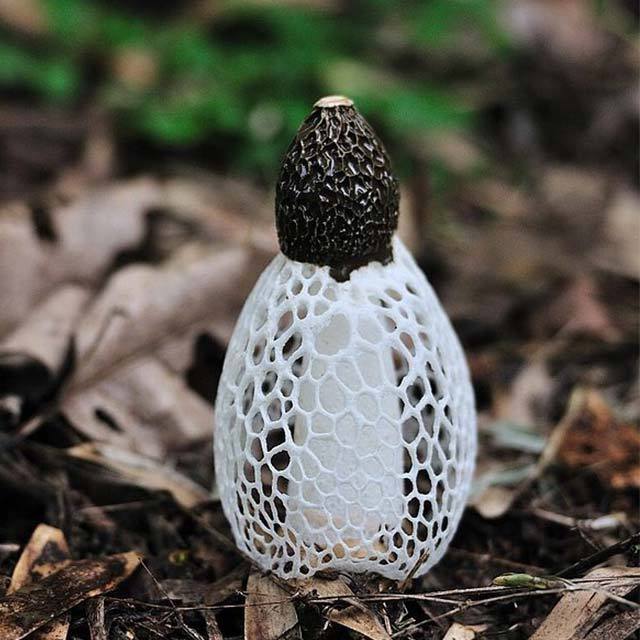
556,532,640,578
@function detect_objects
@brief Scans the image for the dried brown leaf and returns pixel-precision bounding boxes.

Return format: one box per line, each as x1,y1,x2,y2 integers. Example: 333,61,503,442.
0,286,88,394
244,571,299,640
293,576,392,640
0,180,160,336
501,360,553,429
472,485,520,520
67,442,209,508
329,606,393,640
9,524,71,640
51,178,159,282
63,357,213,457
57,244,269,454
0,552,139,640
529,566,640,640
553,389,640,489
535,277,620,340
506,1,622,67
0,203,45,335
71,245,264,387
205,564,248,606
162,176,277,254
9,524,69,592
595,187,640,280
443,622,488,640
583,608,640,640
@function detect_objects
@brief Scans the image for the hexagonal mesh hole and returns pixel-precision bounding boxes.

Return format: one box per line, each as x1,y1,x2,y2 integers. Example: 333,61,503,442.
214,237,475,579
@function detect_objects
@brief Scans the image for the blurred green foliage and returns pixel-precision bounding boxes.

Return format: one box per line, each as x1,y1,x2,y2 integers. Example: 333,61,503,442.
0,0,508,180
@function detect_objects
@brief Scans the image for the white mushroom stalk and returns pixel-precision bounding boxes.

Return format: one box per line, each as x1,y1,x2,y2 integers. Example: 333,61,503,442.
214,96,476,580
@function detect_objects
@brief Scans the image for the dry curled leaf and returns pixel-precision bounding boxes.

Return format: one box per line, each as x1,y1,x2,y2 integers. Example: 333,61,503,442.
0,179,160,336
244,571,299,640
554,389,640,489
583,608,640,640
0,285,88,398
443,622,489,640
63,357,213,457
67,442,209,508
292,576,392,640
0,551,140,640
71,245,263,386
595,187,640,280
60,244,270,455
161,176,277,255
9,524,69,592
9,524,71,640
530,566,640,640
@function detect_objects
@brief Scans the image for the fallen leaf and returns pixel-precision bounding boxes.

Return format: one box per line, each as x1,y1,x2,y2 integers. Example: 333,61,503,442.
428,131,485,173
292,576,391,640
0,203,46,336
0,551,140,640
529,566,640,640
71,245,264,387
464,179,530,220
472,485,521,520
205,564,248,606
552,389,640,489
470,463,535,519
540,166,608,241
485,421,547,454
492,354,554,431
56,244,269,455
583,608,640,640
443,622,488,640
595,187,640,280
244,571,299,640
0,285,89,396
506,1,622,67
50,178,159,284
63,357,213,457
9,524,70,640
330,607,393,640
0,179,159,336
161,176,277,255
536,277,620,340
9,524,69,592
67,442,209,508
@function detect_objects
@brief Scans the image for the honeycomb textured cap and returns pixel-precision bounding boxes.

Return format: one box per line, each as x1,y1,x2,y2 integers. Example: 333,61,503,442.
275,98,399,279
214,237,476,580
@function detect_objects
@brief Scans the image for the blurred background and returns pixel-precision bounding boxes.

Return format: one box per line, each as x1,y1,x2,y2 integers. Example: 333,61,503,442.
0,1,638,637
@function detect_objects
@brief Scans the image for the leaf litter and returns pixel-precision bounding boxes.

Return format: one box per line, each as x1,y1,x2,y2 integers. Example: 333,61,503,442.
0,1,638,638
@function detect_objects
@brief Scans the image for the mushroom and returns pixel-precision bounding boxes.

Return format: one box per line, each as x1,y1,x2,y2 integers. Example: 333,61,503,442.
214,96,476,580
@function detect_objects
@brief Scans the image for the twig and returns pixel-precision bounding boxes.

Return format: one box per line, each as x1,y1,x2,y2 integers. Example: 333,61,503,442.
105,574,640,613
139,559,203,640
556,532,640,578
398,549,430,592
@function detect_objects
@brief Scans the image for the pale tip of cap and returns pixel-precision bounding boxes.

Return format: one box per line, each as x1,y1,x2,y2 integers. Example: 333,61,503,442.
314,95,354,108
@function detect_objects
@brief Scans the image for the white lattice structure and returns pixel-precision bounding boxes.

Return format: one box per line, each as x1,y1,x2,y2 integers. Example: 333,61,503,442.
214,237,476,580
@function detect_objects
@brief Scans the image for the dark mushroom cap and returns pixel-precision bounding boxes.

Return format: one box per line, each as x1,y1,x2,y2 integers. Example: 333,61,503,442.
275,96,399,280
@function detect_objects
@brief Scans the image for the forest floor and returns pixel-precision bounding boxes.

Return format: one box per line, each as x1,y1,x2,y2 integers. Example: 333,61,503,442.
0,1,638,639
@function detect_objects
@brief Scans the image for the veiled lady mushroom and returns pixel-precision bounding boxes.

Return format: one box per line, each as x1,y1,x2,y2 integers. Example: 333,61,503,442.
214,96,476,580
